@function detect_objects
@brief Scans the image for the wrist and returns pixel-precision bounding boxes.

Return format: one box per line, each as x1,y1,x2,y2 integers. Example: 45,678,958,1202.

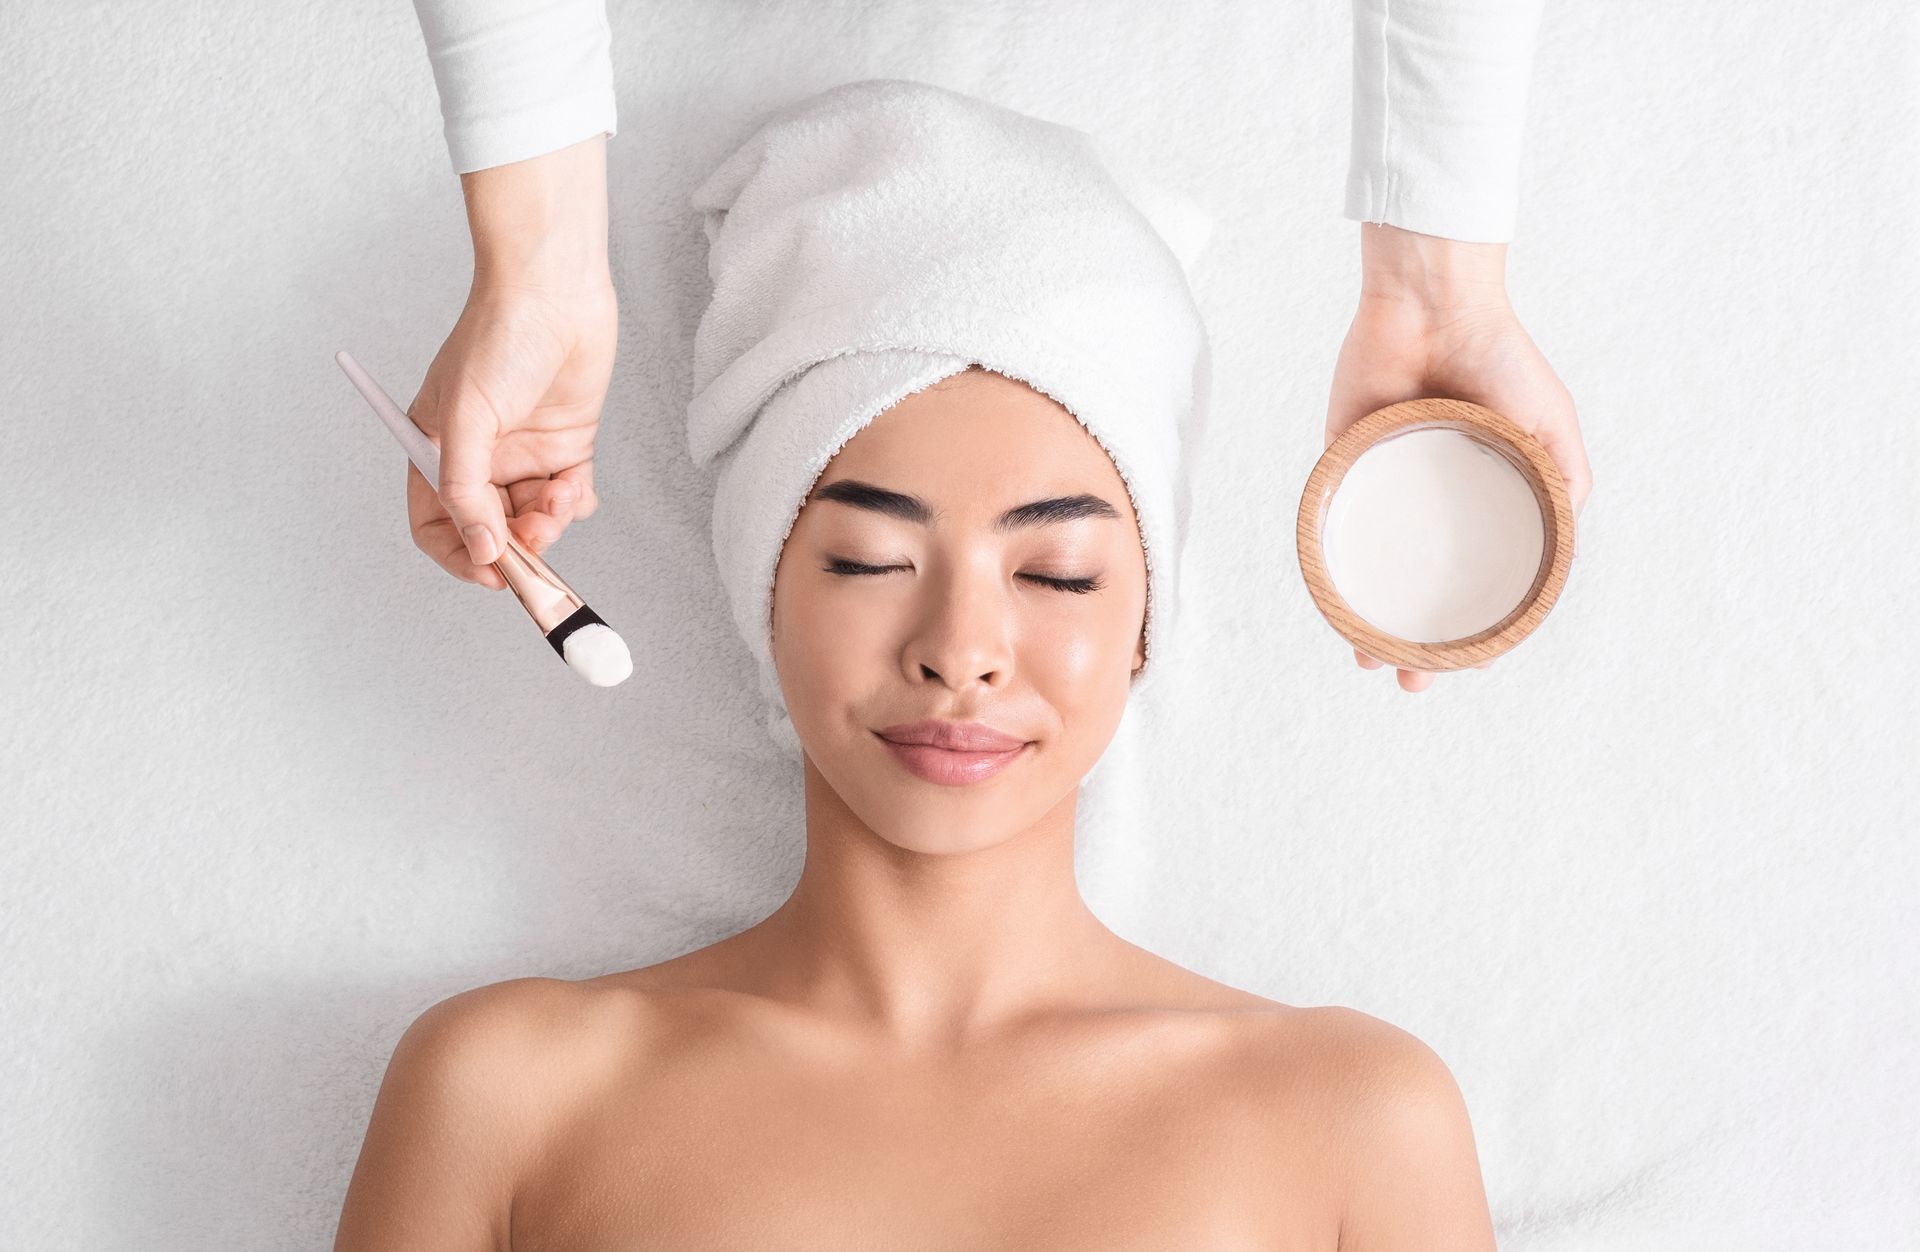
1359,222,1508,312
462,135,610,293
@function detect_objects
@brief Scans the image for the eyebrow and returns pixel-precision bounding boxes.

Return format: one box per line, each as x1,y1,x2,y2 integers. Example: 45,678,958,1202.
811,478,1122,531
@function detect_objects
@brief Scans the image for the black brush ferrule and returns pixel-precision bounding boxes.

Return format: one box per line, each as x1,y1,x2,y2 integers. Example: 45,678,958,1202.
545,604,606,658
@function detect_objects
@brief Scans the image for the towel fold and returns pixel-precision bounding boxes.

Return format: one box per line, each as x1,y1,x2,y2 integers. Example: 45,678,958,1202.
687,78,1213,756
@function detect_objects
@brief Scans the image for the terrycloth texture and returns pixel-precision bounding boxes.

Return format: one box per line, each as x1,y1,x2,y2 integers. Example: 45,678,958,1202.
2,4,1916,1249
686,79,1213,757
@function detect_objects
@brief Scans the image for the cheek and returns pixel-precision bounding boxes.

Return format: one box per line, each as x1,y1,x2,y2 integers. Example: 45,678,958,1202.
1023,582,1146,703
1021,619,1108,687
771,566,887,716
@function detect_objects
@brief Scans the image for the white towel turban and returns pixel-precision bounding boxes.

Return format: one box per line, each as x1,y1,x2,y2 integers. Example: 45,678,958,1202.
686,78,1213,758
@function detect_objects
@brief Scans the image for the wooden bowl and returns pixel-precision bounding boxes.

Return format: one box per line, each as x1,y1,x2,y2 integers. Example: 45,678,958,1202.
1295,397,1575,672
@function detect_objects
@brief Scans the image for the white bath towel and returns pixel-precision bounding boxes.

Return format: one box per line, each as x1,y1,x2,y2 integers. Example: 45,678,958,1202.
685,78,1214,757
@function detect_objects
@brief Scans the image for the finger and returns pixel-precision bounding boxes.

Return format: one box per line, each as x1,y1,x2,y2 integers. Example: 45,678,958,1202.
430,387,510,567
1534,390,1593,520
541,476,581,519
1473,660,1495,670
504,476,576,518
1397,668,1434,693
417,516,509,589
410,462,502,587
503,475,580,546
507,484,579,555
409,464,506,590
1354,648,1385,671
552,461,598,520
1554,441,1593,521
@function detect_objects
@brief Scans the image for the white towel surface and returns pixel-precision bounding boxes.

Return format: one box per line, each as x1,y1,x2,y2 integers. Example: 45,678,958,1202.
0,2,1914,1249
685,78,1211,757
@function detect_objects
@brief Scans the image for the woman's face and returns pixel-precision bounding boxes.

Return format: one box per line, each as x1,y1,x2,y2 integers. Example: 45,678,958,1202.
771,366,1149,855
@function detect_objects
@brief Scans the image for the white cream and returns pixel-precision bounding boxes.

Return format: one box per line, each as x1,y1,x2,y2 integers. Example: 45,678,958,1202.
560,623,634,687
1321,428,1545,644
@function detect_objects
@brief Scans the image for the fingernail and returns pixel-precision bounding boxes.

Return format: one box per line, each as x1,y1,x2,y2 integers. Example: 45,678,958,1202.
462,524,499,565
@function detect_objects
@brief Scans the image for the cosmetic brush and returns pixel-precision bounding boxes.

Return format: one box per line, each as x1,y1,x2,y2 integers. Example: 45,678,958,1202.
334,350,633,688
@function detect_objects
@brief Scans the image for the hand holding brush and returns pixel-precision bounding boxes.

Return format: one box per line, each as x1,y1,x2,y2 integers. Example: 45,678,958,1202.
335,350,632,688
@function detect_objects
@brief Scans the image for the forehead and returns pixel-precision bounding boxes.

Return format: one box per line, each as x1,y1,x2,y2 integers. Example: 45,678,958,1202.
820,367,1130,509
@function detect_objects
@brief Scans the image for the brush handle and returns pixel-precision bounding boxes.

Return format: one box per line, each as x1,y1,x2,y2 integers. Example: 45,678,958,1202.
334,346,593,634
333,350,443,485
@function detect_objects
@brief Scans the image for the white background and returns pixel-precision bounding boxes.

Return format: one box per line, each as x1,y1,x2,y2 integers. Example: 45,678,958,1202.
2,1,1914,1247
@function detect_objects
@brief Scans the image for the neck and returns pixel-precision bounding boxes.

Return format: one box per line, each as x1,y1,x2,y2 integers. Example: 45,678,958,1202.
741,752,1122,1048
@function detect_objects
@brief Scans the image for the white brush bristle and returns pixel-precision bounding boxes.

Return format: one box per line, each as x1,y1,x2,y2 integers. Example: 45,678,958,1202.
561,622,633,687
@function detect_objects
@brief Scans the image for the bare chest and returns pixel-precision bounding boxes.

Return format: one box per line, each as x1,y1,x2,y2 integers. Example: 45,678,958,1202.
509,1041,1340,1251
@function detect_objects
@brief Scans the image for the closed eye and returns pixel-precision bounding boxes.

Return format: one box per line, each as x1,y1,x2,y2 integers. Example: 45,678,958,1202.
824,559,1103,595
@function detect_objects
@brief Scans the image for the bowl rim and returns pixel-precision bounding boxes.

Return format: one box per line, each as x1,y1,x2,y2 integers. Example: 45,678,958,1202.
1294,397,1577,672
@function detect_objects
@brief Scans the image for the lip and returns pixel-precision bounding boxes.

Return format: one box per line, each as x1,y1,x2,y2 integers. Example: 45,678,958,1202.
877,719,1028,751
874,720,1032,787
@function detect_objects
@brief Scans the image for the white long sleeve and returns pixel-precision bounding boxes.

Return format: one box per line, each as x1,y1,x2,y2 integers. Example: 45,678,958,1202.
404,0,1539,238
408,0,617,174
1347,0,1548,243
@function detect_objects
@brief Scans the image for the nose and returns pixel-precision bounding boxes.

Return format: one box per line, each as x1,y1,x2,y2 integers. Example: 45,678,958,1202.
902,555,1016,691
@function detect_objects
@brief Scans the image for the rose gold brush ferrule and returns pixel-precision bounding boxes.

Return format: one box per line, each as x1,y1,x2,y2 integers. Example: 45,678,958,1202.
493,534,588,636
332,349,618,669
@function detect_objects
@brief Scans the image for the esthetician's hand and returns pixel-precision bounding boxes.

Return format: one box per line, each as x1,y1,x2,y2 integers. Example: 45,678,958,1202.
1326,222,1593,693
406,136,617,592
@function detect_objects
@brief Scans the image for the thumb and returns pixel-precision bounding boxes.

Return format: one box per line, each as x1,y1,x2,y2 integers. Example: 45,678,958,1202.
435,390,508,567
1325,323,1423,446
1533,392,1593,521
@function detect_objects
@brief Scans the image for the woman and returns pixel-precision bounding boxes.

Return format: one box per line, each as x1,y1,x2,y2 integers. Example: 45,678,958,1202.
335,81,1496,1251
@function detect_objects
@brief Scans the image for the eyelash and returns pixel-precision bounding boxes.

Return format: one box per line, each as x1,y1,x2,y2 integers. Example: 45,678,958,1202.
824,559,1104,595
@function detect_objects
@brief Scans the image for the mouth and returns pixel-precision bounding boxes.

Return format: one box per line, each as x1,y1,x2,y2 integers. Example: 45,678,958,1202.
875,719,1028,752
872,732,1030,786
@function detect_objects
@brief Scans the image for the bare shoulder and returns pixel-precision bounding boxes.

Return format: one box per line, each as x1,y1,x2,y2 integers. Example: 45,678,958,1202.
388,975,651,1105
1278,1006,1497,1252
333,977,650,1251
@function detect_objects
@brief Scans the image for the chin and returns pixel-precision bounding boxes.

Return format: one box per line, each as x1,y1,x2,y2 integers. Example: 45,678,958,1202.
862,799,1042,856
861,776,1050,856
875,821,1011,857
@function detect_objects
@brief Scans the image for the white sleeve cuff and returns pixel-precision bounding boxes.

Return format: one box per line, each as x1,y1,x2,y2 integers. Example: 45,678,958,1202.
1346,0,1547,243
412,0,618,174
